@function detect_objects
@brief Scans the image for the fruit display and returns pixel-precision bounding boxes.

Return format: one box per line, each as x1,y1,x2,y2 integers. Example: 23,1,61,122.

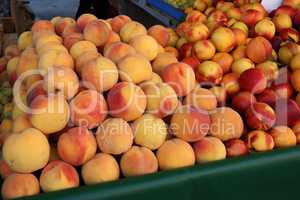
1,0,300,199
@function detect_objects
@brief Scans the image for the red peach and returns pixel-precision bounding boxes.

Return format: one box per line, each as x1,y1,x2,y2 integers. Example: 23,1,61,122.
247,130,274,152
31,20,55,34
239,69,267,94
148,25,170,47
196,61,223,85
63,33,84,49
225,139,249,157
103,41,136,63
272,13,293,31
193,40,216,60
256,89,277,107
212,53,233,74
279,28,299,42
241,9,264,27
221,72,240,95
77,13,98,31
181,56,200,70
231,91,256,113
246,36,272,64
179,42,193,59
55,17,76,36
84,20,111,47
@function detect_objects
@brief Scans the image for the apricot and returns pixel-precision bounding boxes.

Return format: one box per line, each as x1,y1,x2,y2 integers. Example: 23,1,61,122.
212,52,233,74
118,54,152,84
82,56,118,92
193,136,226,163
152,52,178,75
232,91,256,113
156,138,195,170
3,128,50,173
220,72,239,95
120,146,158,177
196,61,223,85
103,41,136,63
39,161,79,192
96,118,133,154
69,40,98,59
246,102,276,131
184,86,217,111
246,36,272,64
170,105,210,142
120,21,147,43
247,130,274,152
77,13,98,31
29,94,70,134
1,173,40,199
225,139,249,157
239,68,267,94
193,40,216,60
129,35,158,61
83,20,111,47
58,127,97,166
109,15,131,33
270,126,297,148
148,25,170,47
211,27,235,52
162,62,196,97
81,153,119,185
272,13,292,31
132,114,167,150
210,107,244,141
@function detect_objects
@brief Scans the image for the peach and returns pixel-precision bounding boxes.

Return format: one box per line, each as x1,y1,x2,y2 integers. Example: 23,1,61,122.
109,15,131,33
120,21,147,43
81,56,118,92
182,56,200,70
184,23,209,42
152,52,178,75
3,128,50,173
6,57,17,78
31,20,55,34
148,25,170,47
118,54,152,84
212,52,233,74
273,5,297,17
221,72,240,95
196,61,223,85
210,86,227,106
276,99,300,127
0,159,13,179
272,13,292,31
184,86,217,111
51,16,62,25
211,27,235,52
176,22,190,37
4,44,20,60
170,105,210,142
186,10,207,24
39,161,79,192
231,91,256,113
255,18,276,40
146,72,163,84
193,136,226,163
105,31,121,45
96,118,133,154
75,50,99,74
63,33,84,49
193,40,216,60
232,28,247,46
162,62,196,97
26,82,47,106
12,115,32,133
70,90,107,129
164,46,178,57
231,58,254,75
132,114,167,150
207,10,228,25
107,82,146,121
39,50,74,72
290,54,300,71
176,37,188,49
179,42,193,58
77,13,98,31
241,9,264,27
246,102,276,130
279,28,299,43
43,66,79,99
227,7,242,20
129,35,158,61
36,42,68,56
278,42,300,64
69,40,98,59
256,61,279,81
291,69,300,91
283,0,300,8
142,82,178,118
29,94,70,134
246,36,272,64
232,45,247,60
193,0,207,11
17,31,33,50
239,69,267,94
81,153,119,185
292,122,300,143
225,139,249,157
156,138,195,170
209,107,244,141
231,21,249,35
166,28,179,47
55,17,76,36
247,130,274,152
1,173,40,199
257,89,277,107
83,20,111,47
120,146,158,177
62,23,81,38
58,127,97,166
296,93,300,107
270,126,297,148
34,33,62,49
103,41,136,63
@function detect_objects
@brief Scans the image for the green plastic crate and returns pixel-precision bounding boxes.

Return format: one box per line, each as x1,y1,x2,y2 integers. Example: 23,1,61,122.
12,146,300,200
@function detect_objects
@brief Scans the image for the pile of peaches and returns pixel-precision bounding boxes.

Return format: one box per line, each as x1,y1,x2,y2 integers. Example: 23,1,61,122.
1,0,300,199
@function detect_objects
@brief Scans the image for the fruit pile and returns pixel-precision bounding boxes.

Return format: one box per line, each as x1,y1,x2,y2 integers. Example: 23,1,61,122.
1,0,300,199
165,0,195,9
